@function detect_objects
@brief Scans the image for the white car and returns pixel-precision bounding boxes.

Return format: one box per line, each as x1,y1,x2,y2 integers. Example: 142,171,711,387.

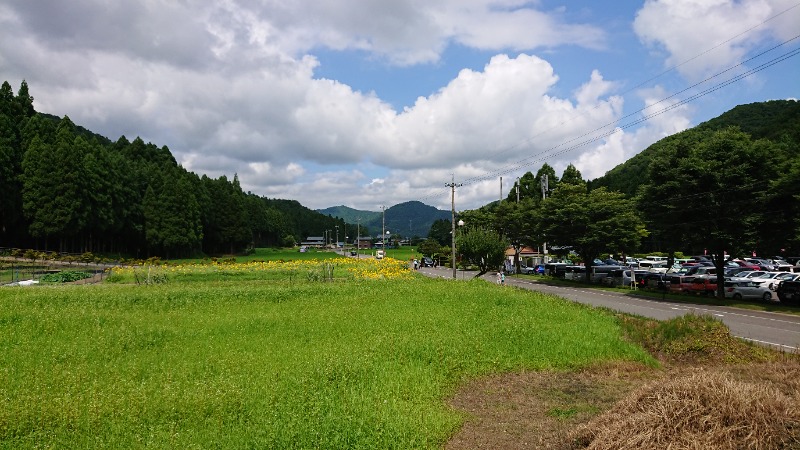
730,271,767,279
767,272,800,291
723,279,773,301
748,272,794,290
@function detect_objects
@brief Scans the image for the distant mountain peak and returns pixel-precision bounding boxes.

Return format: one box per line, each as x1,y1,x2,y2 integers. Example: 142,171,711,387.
317,201,449,237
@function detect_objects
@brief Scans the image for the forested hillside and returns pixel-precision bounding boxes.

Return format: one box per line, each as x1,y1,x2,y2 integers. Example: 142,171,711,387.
317,205,381,227
0,80,352,257
588,100,800,197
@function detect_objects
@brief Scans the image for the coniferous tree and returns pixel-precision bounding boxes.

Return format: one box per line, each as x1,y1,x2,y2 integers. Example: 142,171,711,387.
14,80,35,120
560,163,585,186
49,118,89,251
143,169,203,257
21,135,59,243
82,140,114,252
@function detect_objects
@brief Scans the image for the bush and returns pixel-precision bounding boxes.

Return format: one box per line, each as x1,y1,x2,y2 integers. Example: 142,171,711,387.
40,271,94,283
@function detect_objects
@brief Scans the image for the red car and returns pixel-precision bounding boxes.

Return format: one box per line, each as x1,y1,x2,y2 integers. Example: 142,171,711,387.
732,260,761,271
690,275,718,296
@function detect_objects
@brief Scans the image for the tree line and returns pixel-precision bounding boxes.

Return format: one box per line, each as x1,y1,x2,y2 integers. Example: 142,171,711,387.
0,80,360,258
422,101,800,278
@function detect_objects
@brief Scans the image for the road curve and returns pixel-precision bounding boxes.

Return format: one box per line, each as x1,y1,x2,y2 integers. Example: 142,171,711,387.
417,266,800,353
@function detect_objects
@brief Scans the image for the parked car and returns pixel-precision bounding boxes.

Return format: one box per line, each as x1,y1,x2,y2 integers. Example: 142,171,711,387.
729,271,767,280
776,280,800,305
564,265,587,281
519,264,537,274
690,275,718,296
731,260,762,271
421,256,435,267
762,272,800,291
601,271,619,287
783,256,800,266
668,275,696,294
748,272,787,288
643,273,669,290
746,258,782,271
771,259,793,272
723,279,773,301
637,260,668,272
623,257,640,267
683,265,717,276
724,267,752,277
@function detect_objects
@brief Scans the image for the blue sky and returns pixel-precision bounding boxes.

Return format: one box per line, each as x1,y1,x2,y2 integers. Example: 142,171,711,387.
1,0,798,211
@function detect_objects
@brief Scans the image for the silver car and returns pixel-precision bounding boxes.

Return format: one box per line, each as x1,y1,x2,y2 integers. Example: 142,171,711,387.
724,278,773,301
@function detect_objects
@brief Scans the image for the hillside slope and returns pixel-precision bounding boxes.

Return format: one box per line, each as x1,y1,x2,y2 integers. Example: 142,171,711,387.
588,100,800,197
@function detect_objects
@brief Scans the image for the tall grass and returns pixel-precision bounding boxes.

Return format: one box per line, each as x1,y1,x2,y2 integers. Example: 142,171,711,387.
0,276,653,448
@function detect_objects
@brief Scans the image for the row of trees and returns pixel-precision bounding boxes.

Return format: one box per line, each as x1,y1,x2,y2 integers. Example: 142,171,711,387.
0,80,359,257
433,118,799,281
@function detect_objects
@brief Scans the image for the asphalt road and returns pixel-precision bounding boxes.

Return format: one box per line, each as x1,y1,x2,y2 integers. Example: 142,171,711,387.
417,266,800,353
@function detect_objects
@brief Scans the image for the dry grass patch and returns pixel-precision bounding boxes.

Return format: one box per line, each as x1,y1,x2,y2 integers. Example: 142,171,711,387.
446,313,800,449
572,361,800,449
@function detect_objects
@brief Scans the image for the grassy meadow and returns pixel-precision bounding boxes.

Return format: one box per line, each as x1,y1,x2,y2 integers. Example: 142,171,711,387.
0,257,655,449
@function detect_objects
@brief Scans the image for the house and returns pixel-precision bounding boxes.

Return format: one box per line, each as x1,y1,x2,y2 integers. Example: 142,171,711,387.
505,246,545,267
300,236,325,248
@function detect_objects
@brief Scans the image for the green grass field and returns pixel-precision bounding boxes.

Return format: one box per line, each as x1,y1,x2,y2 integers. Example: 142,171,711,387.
0,261,654,448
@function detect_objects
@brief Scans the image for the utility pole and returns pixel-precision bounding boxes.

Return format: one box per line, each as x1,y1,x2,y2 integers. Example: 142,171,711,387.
500,176,503,203
446,175,462,279
335,225,339,253
541,174,549,263
381,205,386,250
516,176,520,203
356,218,361,259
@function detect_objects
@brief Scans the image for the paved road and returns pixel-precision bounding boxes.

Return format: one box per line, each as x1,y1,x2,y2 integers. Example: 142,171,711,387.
417,266,800,352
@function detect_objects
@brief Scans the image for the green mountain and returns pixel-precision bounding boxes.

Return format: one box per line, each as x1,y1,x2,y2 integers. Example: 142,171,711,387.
318,201,450,238
317,205,381,224
588,100,800,197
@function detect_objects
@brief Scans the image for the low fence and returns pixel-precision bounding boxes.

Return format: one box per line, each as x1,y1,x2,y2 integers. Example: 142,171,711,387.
0,259,109,285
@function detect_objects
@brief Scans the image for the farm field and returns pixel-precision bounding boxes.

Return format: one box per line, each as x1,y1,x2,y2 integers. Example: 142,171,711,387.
0,258,653,448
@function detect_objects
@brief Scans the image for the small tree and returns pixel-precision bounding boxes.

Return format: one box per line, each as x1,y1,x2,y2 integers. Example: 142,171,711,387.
417,238,442,257
456,227,508,278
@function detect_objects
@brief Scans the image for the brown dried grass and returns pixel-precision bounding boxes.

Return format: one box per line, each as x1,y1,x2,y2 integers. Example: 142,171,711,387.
447,313,800,449
572,361,800,449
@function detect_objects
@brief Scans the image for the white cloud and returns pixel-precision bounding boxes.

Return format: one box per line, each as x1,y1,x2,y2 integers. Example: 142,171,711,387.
633,0,800,81
574,86,693,180
3,1,762,212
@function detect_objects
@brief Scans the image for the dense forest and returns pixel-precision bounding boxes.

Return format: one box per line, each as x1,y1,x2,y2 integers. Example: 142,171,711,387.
0,80,359,258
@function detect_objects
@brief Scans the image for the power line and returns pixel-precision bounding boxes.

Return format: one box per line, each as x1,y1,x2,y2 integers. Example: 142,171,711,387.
450,2,800,170
416,41,799,207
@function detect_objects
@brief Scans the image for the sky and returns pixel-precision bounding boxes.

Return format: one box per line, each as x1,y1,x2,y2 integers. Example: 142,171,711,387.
1,0,798,212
